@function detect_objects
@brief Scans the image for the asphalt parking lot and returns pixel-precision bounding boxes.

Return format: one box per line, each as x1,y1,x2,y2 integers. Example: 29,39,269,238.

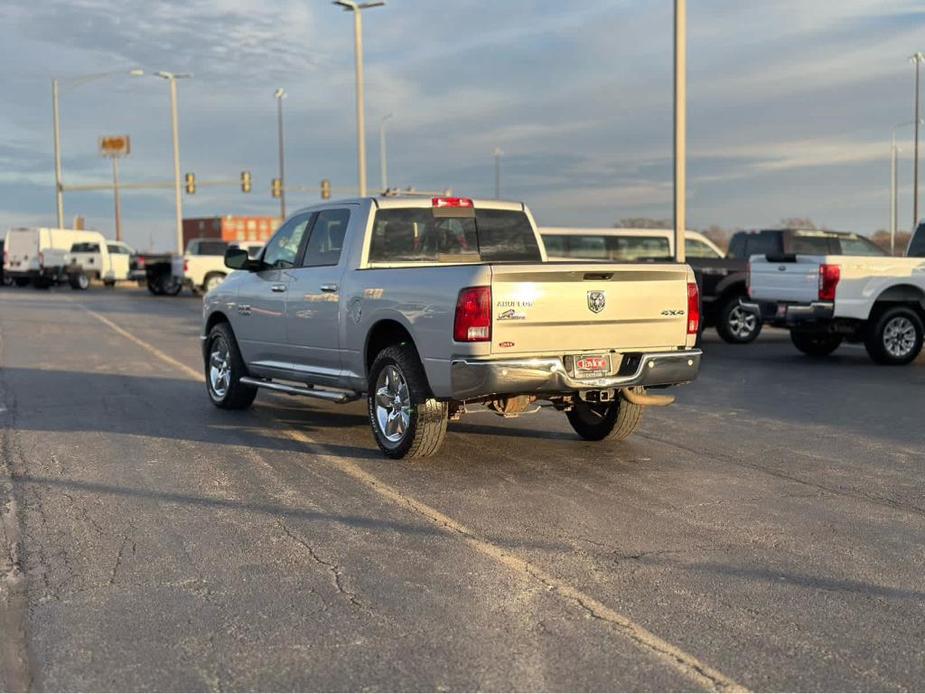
0,285,923,691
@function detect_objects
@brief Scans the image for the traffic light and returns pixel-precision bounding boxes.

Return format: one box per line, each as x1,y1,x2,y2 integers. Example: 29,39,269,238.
271,177,282,199
321,178,331,200
241,170,252,193
185,172,196,194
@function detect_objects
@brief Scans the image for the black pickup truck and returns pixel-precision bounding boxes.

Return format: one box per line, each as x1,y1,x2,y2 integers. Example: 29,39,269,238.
693,228,890,343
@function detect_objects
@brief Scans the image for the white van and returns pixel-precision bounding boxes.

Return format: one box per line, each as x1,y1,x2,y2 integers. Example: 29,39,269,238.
540,227,724,261
3,227,126,289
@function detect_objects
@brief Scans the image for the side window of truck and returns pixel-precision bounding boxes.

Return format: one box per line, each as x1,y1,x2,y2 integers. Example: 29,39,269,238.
687,239,721,258
909,223,925,257
263,213,312,269
302,209,350,267
71,243,100,253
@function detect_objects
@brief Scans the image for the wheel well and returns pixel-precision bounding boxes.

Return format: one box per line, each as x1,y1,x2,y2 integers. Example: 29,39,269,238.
717,281,747,304
871,284,925,319
204,271,227,281
205,311,230,336
365,320,415,374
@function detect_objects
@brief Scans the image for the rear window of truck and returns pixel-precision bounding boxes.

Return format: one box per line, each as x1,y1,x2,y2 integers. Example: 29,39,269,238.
369,208,542,264
541,234,670,262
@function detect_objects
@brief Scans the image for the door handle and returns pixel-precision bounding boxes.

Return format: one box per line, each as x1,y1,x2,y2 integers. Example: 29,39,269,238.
271,284,287,293
320,283,338,293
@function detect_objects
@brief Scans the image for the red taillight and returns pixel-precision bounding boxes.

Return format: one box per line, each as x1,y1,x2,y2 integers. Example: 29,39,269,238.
818,264,840,302
433,197,473,209
38,251,44,268
454,286,491,342
183,259,189,273
687,281,701,335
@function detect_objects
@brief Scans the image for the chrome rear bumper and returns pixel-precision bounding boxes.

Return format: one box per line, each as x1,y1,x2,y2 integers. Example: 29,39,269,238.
450,349,702,400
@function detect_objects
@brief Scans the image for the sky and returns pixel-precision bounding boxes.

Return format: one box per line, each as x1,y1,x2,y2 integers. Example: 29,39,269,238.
1,0,924,251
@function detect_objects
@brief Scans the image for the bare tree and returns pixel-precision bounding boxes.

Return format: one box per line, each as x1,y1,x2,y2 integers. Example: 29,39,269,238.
700,224,731,252
615,217,673,229
779,217,820,230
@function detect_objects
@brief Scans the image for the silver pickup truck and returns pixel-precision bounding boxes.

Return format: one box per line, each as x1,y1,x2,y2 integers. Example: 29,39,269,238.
202,196,702,458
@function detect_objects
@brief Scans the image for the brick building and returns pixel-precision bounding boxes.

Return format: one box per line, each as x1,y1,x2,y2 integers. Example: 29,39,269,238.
182,215,282,249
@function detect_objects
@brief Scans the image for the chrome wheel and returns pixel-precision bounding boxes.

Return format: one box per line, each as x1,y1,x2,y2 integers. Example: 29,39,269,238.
77,273,90,290
374,364,411,443
727,304,758,339
882,315,916,359
209,338,231,399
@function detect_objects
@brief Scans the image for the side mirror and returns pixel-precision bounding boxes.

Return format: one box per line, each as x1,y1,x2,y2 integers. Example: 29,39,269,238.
225,247,261,271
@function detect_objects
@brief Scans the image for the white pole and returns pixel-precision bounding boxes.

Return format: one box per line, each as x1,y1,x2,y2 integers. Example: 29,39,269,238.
276,90,286,219
379,114,392,192
112,156,123,242
493,147,502,199
353,9,367,197
891,135,897,256
168,77,184,255
673,0,686,263
913,54,923,232
52,79,64,228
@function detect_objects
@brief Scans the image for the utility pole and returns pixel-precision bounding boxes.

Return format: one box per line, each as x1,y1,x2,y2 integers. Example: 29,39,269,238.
52,79,64,228
275,88,287,219
335,1,385,198
156,72,191,255
379,112,392,192
111,156,123,241
912,52,924,233
673,0,687,263
50,70,143,230
493,147,503,199
891,132,899,256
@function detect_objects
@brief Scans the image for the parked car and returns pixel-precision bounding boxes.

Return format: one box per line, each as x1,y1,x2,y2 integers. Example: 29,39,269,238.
66,238,135,286
0,239,12,286
2,227,101,289
907,221,925,257
540,227,761,343
745,231,924,365
203,196,703,459
174,238,231,295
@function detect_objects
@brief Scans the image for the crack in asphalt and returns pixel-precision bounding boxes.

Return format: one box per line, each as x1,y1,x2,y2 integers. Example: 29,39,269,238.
276,519,363,609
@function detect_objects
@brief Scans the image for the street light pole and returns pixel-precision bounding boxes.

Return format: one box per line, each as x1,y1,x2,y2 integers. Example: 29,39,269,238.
111,156,123,242
52,79,64,228
379,112,392,192
891,132,899,256
493,147,503,199
912,52,924,233
50,69,143,229
275,88,287,219
673,0,687,264
156,71,191,255
335,1,385,198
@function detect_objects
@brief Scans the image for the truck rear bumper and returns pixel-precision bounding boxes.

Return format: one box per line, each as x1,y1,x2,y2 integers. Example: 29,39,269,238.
741,299,834,328
450,349,702,401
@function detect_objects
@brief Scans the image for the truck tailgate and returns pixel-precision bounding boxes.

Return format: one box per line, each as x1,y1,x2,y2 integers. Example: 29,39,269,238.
490,264,691,355
749,257,819,302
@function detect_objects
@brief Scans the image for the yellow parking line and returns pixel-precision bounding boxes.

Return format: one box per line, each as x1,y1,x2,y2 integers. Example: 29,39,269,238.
83,307,747,692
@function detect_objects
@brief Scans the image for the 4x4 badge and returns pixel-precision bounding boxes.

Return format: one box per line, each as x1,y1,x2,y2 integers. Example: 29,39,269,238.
587,290,606,314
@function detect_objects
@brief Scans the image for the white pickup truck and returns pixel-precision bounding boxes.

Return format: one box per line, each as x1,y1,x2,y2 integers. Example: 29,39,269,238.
746,235,925,364
202,196,703,459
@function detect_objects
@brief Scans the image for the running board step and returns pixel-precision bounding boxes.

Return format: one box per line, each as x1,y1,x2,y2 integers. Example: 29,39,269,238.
239,377,360,403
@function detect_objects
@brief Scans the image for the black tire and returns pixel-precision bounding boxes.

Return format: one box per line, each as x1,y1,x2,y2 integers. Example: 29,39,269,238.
14,278,30,287
204,323,258,409
1,276,13,287
147,279,164,295
863,306,924,365
566,396,643,441
367,344,448,459
716,295,762,344
790,330,842,357
202,272,226,294
160,275,183,296
69,272,90,290
103,279,116,288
